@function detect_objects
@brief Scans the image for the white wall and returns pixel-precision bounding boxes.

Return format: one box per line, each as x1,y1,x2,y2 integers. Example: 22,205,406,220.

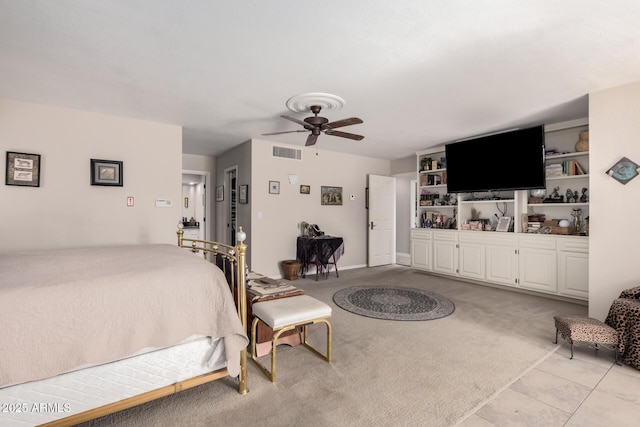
0,98,182,251
250,139,390,276
589,81,640,320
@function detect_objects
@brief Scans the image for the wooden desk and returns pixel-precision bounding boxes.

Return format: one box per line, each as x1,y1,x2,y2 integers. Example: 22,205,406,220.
246,275,304,357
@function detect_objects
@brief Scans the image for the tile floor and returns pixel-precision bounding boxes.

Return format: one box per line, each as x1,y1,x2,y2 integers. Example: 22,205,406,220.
458,341,640,426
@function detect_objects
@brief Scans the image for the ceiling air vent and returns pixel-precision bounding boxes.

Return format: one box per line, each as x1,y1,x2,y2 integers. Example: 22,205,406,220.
272,145,302,160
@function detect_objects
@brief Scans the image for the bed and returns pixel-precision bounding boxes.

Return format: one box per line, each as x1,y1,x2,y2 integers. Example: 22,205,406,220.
0,227,249,426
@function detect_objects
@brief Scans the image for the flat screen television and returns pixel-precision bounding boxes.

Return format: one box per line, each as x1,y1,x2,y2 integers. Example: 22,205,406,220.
444,125,545,193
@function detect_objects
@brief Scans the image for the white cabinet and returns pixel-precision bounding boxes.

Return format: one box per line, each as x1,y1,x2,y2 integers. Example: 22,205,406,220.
485,234,518,287
410,230,588,300
432,231,458,275
458,233,485,281
557,238,589,299
518,235,558,293
410,229,432,271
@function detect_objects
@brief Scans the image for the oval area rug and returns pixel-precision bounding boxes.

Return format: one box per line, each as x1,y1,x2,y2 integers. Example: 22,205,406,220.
333,285,455,321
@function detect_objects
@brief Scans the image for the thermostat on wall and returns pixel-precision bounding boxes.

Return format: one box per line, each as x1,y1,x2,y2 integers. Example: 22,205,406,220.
155,199,173,208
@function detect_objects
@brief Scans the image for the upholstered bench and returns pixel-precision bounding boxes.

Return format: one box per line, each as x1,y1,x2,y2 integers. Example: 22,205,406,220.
250,295,332,382
553,315,619,363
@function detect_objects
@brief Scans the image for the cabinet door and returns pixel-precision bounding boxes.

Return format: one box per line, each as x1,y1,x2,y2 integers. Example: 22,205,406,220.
411,238,432,271
433,240,457,275
486,244,517,287
518,247,557,292
458,242,485,280
558,251,588,299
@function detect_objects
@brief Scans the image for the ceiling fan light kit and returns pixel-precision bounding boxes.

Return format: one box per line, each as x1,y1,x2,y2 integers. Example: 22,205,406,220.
263,93,364,147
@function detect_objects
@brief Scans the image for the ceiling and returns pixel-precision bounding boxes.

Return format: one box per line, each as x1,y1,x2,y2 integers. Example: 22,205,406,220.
2,1,640,161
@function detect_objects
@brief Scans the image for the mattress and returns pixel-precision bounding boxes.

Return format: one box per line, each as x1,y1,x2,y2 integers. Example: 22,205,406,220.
0,335,225,427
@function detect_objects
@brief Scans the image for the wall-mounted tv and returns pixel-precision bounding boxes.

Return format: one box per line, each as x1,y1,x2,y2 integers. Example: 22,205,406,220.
444,125,545,193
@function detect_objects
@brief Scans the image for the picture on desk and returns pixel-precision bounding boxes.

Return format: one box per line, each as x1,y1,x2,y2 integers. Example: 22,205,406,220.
321,186,342,205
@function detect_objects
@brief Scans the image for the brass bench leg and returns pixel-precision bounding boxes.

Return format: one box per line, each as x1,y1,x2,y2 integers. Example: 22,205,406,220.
302,318,332,363
250,317,332,382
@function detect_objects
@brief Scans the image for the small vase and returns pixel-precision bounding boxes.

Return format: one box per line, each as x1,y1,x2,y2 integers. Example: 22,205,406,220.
575,131,589,152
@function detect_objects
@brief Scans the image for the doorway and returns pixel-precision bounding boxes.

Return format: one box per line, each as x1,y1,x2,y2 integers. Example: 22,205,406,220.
225,166,238,246
182,170,208,240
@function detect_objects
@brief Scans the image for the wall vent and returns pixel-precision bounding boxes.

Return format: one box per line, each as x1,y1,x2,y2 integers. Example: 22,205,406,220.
272,145,302,160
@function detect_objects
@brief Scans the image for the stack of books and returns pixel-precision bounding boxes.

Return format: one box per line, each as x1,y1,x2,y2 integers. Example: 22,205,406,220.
545,164,564,177
527,221,545,233
247,273,299,301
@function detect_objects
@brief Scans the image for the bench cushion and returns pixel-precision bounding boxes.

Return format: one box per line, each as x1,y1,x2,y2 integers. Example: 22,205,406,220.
554,315,618,345
253,295,332,329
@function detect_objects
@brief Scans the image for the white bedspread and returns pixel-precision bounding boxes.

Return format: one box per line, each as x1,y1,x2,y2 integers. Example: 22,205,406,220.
0,244,249,388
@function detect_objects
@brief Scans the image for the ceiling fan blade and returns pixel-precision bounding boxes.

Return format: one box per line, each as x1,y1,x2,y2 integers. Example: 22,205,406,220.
325,117,363,129
281,115,313,129
305,134,318,146
325,130,365,141
262,130,308,136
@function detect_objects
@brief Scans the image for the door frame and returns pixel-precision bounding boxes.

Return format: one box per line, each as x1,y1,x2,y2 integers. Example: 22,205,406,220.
182,169,210,241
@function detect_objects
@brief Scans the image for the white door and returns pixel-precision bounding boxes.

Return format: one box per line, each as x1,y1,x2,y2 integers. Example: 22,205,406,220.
368,174,396,267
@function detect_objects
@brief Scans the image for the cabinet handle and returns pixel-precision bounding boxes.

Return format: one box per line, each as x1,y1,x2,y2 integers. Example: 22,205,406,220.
370,221,375,230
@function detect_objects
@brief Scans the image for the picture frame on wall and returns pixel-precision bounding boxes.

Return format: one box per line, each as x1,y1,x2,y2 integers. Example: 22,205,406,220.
300,185,310,194
239,184,248,204
216,185,224,202
269,180,280,194
6,151,41,187
321,186,343,205
90,159,123,186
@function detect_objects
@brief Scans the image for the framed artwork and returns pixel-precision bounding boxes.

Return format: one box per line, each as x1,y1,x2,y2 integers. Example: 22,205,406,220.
321,186,343,205
216,185,224,202
606,156,640,185
300,185,310,194
269,180,280,194
239,184,248,204
496,216,512,232
90,159,123,186
184,197,189,208
6,151,41,187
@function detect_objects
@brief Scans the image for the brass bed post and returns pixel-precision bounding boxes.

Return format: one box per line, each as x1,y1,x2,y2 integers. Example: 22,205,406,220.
236,226,249,395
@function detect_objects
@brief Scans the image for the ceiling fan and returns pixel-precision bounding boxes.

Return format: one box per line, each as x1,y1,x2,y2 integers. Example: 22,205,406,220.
262,105,364,146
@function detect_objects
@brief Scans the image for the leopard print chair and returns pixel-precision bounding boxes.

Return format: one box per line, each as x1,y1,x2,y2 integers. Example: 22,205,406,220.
553,315,618,362
605,286,640,370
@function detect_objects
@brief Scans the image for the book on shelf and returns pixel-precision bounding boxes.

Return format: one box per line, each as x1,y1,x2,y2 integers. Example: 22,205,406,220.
563,160,586,175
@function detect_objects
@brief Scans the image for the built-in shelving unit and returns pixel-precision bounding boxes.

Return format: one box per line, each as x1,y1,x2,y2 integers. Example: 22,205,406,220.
411,118,590,302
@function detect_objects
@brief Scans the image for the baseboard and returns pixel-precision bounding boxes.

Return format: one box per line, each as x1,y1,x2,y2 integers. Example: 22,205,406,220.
396,252,411,266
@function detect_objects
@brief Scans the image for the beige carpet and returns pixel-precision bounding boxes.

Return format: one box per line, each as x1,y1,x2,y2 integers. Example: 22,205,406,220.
82,265,587,427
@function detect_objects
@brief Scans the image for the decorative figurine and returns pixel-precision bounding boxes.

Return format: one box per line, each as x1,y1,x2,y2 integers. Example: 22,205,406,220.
580,187,588,203
566,189,574,203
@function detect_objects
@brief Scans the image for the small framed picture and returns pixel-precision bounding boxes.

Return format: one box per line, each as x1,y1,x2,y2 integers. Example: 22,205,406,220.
269,180,280,194
496,216,512,232
90,159,123,186
321,186,343,205
184,197,189,208
239,184,248,204
216,185,224,202
6,151,41,187
300,185,310,194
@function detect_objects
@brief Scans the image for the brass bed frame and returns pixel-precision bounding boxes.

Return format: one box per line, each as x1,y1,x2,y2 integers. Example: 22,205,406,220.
42,227,248,427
